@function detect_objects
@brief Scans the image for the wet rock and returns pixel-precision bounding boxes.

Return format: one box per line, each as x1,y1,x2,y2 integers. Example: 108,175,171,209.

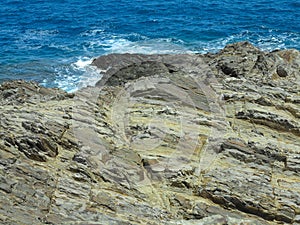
105,61,177,86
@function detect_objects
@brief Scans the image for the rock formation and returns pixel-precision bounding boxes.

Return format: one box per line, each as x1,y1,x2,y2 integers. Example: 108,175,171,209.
0,42,299,224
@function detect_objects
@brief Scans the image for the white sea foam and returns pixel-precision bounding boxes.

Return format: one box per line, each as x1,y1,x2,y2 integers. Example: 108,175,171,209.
190,30,300,53
84,36,193,55
74,59,104,91
52,37,195,92
51,30,300,92
74,57,93,68
105,38,193,54
53,57,103,93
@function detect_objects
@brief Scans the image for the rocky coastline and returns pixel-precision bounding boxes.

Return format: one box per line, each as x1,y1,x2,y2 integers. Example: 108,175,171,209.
0,42,300,224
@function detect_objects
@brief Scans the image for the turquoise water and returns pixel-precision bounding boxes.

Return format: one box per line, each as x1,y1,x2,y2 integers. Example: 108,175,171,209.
1,0,300,92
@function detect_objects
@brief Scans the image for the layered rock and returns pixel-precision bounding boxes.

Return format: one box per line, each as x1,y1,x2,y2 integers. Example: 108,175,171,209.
0,42,299,224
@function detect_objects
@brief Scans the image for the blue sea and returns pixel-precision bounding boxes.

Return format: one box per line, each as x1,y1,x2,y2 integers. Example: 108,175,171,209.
1,0,300,92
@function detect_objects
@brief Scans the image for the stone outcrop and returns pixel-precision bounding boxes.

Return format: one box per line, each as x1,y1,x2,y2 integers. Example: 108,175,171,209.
0,42,300,224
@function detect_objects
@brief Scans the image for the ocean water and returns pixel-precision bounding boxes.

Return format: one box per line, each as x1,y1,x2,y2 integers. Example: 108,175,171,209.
1,0,300,92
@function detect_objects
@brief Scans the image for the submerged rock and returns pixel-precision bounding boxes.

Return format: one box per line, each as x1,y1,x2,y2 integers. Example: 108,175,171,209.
0,42,300,224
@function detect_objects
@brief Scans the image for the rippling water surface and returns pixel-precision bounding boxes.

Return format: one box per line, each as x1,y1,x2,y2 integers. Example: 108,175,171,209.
1,0,300,91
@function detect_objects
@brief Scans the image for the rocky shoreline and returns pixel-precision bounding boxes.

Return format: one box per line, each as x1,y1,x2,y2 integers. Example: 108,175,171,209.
0,42,300,224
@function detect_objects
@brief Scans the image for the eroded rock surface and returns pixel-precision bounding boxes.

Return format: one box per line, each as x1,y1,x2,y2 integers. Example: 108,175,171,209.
1,42,300,224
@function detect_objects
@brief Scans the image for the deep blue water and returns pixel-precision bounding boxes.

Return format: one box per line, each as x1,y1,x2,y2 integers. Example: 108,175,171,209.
1,0,300,92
